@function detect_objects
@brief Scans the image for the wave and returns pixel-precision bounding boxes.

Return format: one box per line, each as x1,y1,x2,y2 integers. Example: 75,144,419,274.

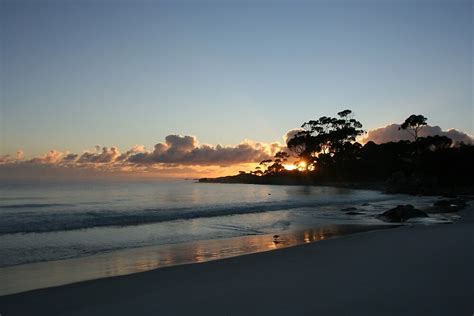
0,203,74,209
0,198,388,235
0,197,47,201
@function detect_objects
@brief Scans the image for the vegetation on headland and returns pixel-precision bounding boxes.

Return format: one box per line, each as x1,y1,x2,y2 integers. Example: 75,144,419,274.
200,110,474,195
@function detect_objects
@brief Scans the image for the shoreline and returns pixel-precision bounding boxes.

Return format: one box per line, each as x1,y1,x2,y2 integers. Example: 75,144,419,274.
198,175,474,196
1,206,472,315
0,184,441,288
0,223,396,296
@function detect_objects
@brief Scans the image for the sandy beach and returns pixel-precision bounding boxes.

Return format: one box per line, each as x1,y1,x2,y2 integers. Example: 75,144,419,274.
1,206,472,316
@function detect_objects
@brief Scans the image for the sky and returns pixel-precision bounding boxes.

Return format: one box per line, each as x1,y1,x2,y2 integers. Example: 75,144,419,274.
0,0,472,177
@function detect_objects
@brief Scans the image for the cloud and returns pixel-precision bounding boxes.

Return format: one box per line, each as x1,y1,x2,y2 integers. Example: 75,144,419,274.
0,150,26,164
283,128,304,144
0,154,15,164
128,135,282,166
0,135,285,179
361,124,474,145
28,150,65,164
77,147,120,163
62,153,79,162
116,145,146,162
16,150,24,159
2,126,472,180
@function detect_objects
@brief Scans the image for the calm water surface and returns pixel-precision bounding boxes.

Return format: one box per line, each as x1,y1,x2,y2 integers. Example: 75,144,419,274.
0,180,443,295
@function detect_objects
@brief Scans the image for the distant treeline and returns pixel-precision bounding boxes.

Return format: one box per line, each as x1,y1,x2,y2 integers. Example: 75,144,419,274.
200,111,474,195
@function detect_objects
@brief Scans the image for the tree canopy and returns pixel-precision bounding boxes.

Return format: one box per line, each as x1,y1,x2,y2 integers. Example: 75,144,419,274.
399,114,428,141
287,110,365,168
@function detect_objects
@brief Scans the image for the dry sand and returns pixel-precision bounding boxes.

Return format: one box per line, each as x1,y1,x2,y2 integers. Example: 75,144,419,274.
1,207,473,316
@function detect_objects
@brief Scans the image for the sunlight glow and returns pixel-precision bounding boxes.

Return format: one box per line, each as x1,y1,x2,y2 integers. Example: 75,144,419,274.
284,161,308,172
298,161,307,171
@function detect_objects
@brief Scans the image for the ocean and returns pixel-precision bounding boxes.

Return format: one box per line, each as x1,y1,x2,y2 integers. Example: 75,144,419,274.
0,180,445,295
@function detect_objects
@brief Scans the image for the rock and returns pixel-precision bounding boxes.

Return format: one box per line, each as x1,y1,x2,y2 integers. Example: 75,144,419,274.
434,198,467,208
427,198,467,214
377,205,428,222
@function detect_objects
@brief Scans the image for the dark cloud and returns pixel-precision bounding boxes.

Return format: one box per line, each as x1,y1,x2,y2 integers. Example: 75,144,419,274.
62,153,79,162
116,145,146,162
77,147,120,163
362,124,473,145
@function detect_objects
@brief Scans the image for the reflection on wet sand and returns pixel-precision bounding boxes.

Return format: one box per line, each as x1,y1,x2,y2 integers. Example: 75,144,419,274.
0,224,391,296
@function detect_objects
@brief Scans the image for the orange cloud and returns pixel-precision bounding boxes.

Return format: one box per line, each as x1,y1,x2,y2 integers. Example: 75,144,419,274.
0,135,285,180
127,135,282,166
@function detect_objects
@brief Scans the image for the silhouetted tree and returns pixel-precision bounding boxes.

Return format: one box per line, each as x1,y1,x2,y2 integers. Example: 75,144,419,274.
259,159,272,168
274,151,290,164
251,170,263,176
250,166,263,176
265,151,290,175
287,110,365,168
417,135,452,151
230,111,474,194
258,159,272,175
399,114,427,141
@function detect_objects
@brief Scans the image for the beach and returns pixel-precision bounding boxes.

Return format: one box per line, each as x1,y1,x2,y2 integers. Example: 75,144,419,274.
2,1,472,314
1,205,472,315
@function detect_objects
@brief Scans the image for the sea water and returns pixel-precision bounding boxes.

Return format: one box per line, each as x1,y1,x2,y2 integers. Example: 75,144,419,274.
0,179,440,295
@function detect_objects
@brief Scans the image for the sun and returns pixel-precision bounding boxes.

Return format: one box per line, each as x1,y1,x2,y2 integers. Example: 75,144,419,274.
298,161,307,170
283,161,307,171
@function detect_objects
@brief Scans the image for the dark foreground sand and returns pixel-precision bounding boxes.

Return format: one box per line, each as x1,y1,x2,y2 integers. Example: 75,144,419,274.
1,207,473,316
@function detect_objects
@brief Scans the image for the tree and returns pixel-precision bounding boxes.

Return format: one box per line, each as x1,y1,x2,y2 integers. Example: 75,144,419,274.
265,151,290,174
274,151,290,164
399,114,427,141
287,110,365,168
417,135,452,151
251,166,263,176
251,170,263,176
259,159,273,168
